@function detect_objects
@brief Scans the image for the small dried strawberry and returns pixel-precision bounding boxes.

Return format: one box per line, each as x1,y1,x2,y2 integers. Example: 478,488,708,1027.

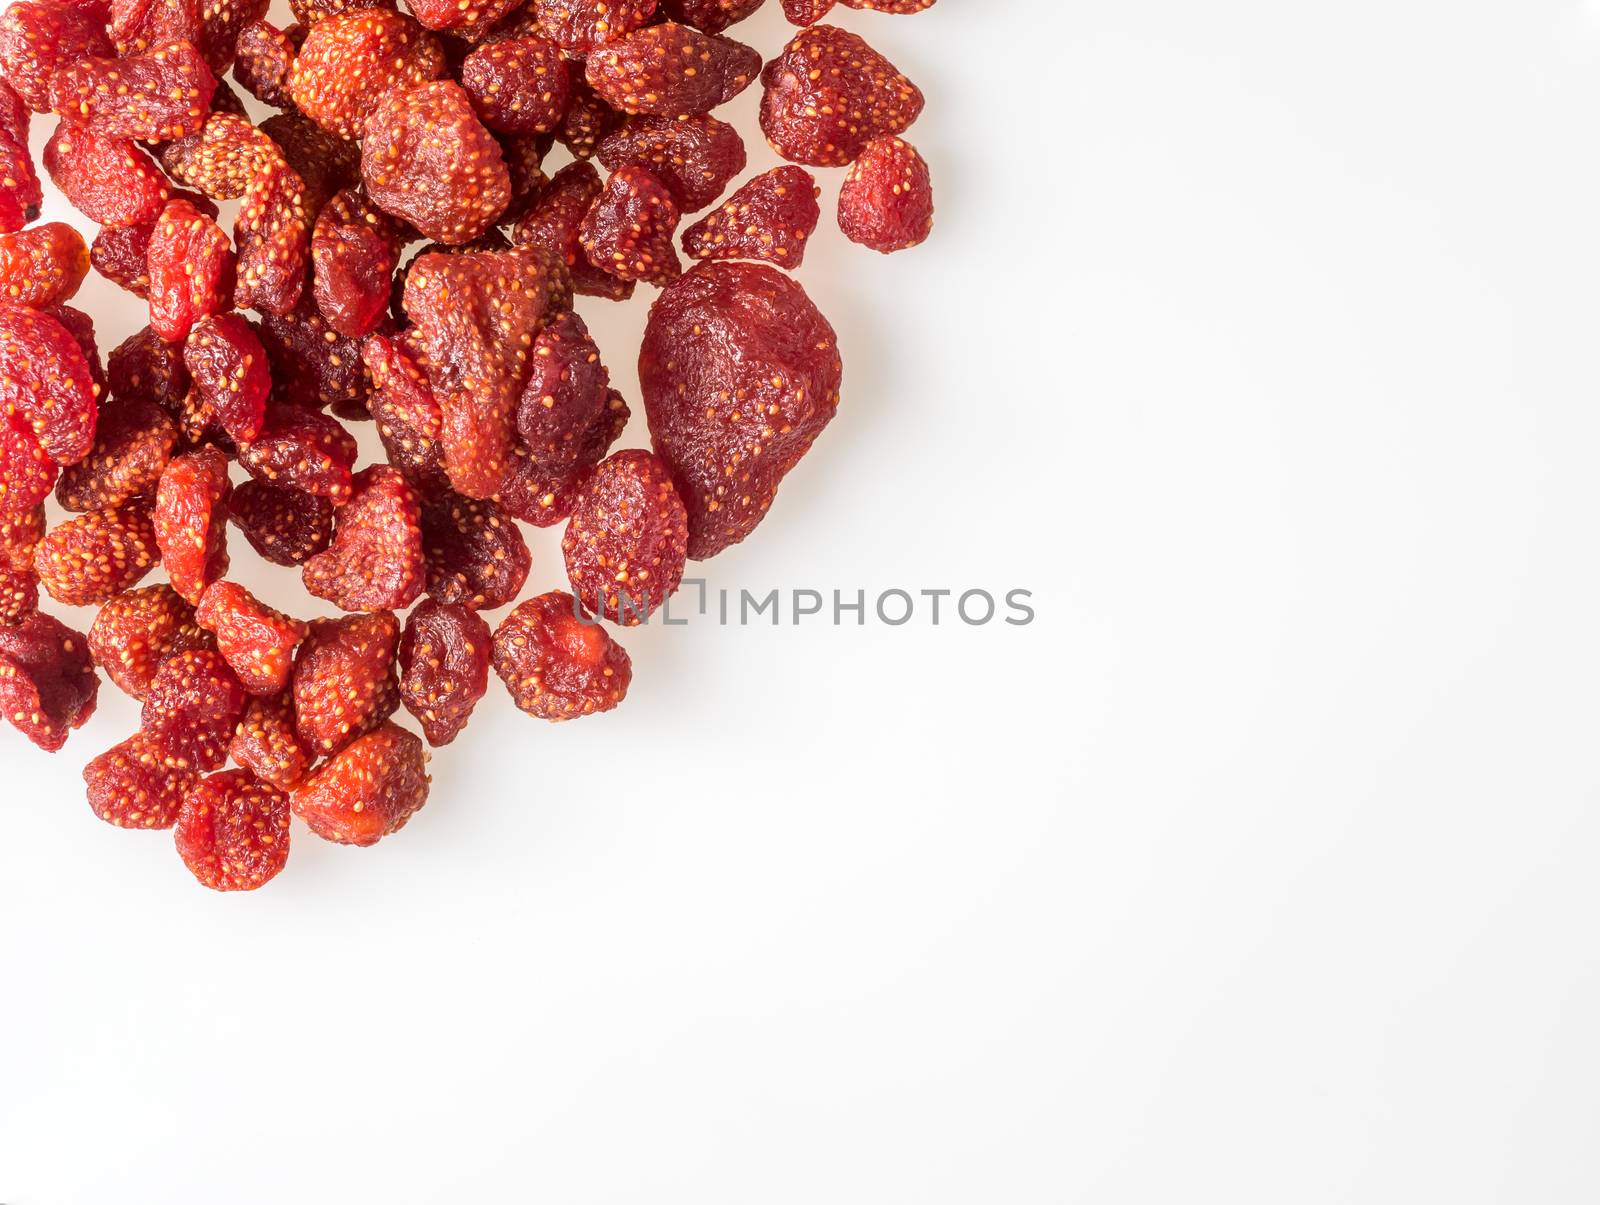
460,34,570,134
420,492,530,611
0,0,114,112
35,501,161,605
0,301,99,464
658,0,763,33
0,415,56,518
0,128,42,233
237,405,358,502
194,579,306,695
55,399,177,512
85,732,195,827
228,479,333,565
153,446,231,605
91,225,156,298
837,134,932,253
288,9,446,140
681,165,819,269
0,223,91,309
515,310,609,469
146,198,236,341
113,0,202,56
160,112,281,202
492,590,631,720
497,388,628,526
562,449,688,624
509,160,635,302
408,0,521,40
51,39,217,141
311,188,403,339
234,155,311,316
0,611,98,751
498,129,553,225
197,0,272,72
585,22,760,118
88,581,213,700
290,719,428,845
256,296,370,413
233,19,298,108
183,313,271,443
108,325,192,416
141,646,247,771
0,506,44,572
556,62,622,161
596,114,745,213
229,691,311,790
531,0,657,54
760,24,923,166
302,465,425,611
364,331,449,492
579,164,681,285
398,598,490,745
291,610,400,756
174,768,291,891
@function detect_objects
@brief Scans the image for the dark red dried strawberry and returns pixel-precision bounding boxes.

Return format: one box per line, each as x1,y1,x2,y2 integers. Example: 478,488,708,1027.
0,415,56,517
556,61,621,161
515,309,608,469
237,405,357,502
35,501,160,605
85,732,193,826
303,465,424,611
585,22,759,118
147,198,236,341
837,134,932,253
0,564,37,625
658,0,762,30
91,225,155,298
0,0,114,112
760,24,923,166
361,80,510,245
198,0,271,71
228,479,333,566
194,579,305,695
311,188,402,339
579,164,681,285
51,39,217,141
113,0,201,55
47,305,108,401
398,598,490,745
141,646,247,771
780,0,832,15
0,128,42,233
596,113,745,213
497,388,628,526
233,19,298,108
492,590,631,720
289,0,396,25
460,34,569,134
88,582,213,700
0,301,98,464
153,445,231,604
290,720,428,845
234,154,311,316
0,223,91,309
108,325,191,415
840,0,934,10
260,111,360,215
229,690,311,789
183,313,270,442
562,448,688,623
256,296,370,413
292,609,400,755
0,611,98,750
531,0,656,54
420,492,530,611
55,398,177,512
288,10,446,140
681,164,818,269
362,334,445,492
639,261,842,558
509,160,635,301
174,768,290,890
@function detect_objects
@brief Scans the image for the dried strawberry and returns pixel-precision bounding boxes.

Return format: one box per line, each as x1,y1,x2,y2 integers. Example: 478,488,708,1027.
174,768,290,891
291,610,400,755
0,0,114,112
146,198,236,341
141,646,247,771
0,564,37,625
303,465,424,611
55,398,177,512
420,492,530,611
408,0,520,39
256,297,369,412
233,19,298,108
460,34,570,134
290,720,428,845
0,611,98,750
228,479,333,566
113,0,202,55
288,10,446,140
0,301,98,464
198,0,271,71
311,188,402,339
760,24,923,166
585,22,760,118
658,0,763,31
837,134,932,252
680,164,818,269
531,0,657,54
237,405,357,502
360,80,510,245
108,325,191,414
556,62,621,160
562,449,688,623
159,112,280,201
48,304,108,401
840,0,934,10
0,128,42,233
229,691,311,789
0,223,91,309
597,114,745,213
398,599,490,745
85,732,194,827
51,39,217,141
0,415,56,517
91,225,156,298
260,111,359,215
289,0,395,26
88,582,213,700
492,590,631,720
509,160,635,301
0,77,25,142
515,309,609,469
234,155,311,316
194,580,305,695
497,388,628,526
34,501,160,606
579,164,681,285
639,261,842,558
181,313,270,443
0,505,45,571
364,333,447,491
153,446,231,604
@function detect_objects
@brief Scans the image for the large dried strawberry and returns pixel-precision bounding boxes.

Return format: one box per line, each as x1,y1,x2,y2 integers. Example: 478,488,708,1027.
759,24,923,166
174,768,291,891
290,720,429,845
302,465,425,612
492,590,631,721
585,21,759,118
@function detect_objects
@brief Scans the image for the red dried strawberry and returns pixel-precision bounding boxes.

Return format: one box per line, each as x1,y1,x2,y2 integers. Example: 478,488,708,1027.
35,501,161,605
639,261,842,558
153,445,231,605
0,506,44,572
141,645,247,771
55,398,177,512
0,415,56,517
47,305,108,401
108,326,192,416
420,492,530,611
0,301,99,465
492,590,631,720
194,579,306,695
596,114,745,214
509,160,635,301
228,479,333,565
408,0,521,40
288,9,446,140
302,465,425,611
515,310,609,469
233,19,298,108
837,134,932,253
88,582,213,700
531,0,657,54
183,313,271,443
91,225,156,298
159,113,279,201
174,768,291,891
237,405,358,502
0,564,37,625
680,164,819,269
556,61,621,161
113,0,202,56
398,598,490,745
579,164,681,285
0,78,26,143
840,0,934,10
498,129,553,225
497,388,628,526
0,0,114,112
562,448,688,623
311,188,403,339
256,296,370,413
229,690,311,789
51,39,217,141
658,0,763,33
197,0,272,72
364,331,448,492
460,34,570,134
85,732,195,827
147,198,236,341
0,223,91,309
0,128,42,233
759,24,923,166
0,611,98,751
585,22,760,118
292,610,400,755
234,155,311,316
290,720,428,845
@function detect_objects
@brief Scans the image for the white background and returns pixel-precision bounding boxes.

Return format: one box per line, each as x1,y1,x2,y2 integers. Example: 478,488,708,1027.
5,0,1600,1199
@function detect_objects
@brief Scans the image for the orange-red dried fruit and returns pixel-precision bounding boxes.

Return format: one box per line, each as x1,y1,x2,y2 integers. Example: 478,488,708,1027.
838,134,932,253
290,720,428,845
55,398,177,512
760,24,923,166
531,0,656,54
237,404,357,501
159,112,280,201
0,128,42,233
0,222,91,309
88,582,213,700
183,313,270,443
681,164,819,269
303,464,424,611
659,0,762,31
228,690,311,789
35,501,160,605
0,0,114,112
0,414,56,517
112,0,202,55
562,448,688,623
174,768,290,891
639,260,842,558
497,388,628,526
0,505,44,571
288,10,446,140
108,324,191,413
194,579,306,695
153,445,231,604
85,732,194,826
0,563,37,625
408,0,520,39
51,39,217,141
515,309,608,469
256,296,369,412
146,198,236,341
234,155,311,316
141,645,247,771
780,0,832,21
360,80,510,245
291,609,400,755
233,19,298,108
492,590,631,720
0,611,98,750
579,163,681,285
840,0,934,10
0,301,98,464
398,598,490,745
585,22,760,118
311,187,402,339
420,492,530,611
597,113,745,213
228,479,333,565
460,34,570,134
556,62,621,160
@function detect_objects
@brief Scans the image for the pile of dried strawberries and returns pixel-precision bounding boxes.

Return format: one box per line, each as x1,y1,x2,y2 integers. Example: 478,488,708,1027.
0,0,935,891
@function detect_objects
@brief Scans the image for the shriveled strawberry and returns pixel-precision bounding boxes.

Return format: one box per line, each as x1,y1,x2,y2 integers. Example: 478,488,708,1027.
759,23,923,166
658,0,763,33
364,331,448,492
194,580,306,695
146,198,236,341
292,610,400,756
680,164,819,269
55,398,177,512
459,34,570,134
237,405,358,502
398,599,490,746
288,9,445,140
256,297,369,413
233,19,298,109
51,39,217,141
837,134,933,253
0,0,114,112
228,479,333,566
492,590,631,720
596,113,745,213
585,22,760,118
311,188,403,339
174,768,291,891
183,313,271,443
229,691,311,790
781,0,831,15
35,502,161,606
85,732,195,827
0,223,91,309
141,646,247,770
44,121,170,227
515,310,609,469
290,720,429,845
562,448,688,624
556,61,621,161
509,160,635,301
530,0,656,54
0,611,99,751
88,582,214,701
497,388,629,527
420,492,530,611
154,447,231,604
579,164,681,285
0,301,99,465
302,465,425,612
233,154,311,316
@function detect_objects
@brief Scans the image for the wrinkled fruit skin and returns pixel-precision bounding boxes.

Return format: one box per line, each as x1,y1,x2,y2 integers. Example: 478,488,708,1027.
85,731,195,827
229,691,311,789
562,449,688,624
398,599,490,745
492,590,631,721
174,769,291,891
154,445,231,604
0,611,98,751
55,398,177,513
228,479,334,566
194,579,306,695
238,405,357,502
585,21,760,118
509,159,634,301
658,0,764,34
290,720,429,845
51,40,217,141
0,222,90,308
497,388,628,527
579,163,681,285
35,501,161,605
288,10,445,140
302,464,424,612
140,646,248,772
420,492,530,611
837,135,933,253
531,0,657,54
312,187,402,339
183,312,271,442
0,0,115,112
681,164,819,270
147,198,235,341
460,34,570,134
515,309,609,470
596,113,745,214
639,261,842,558
292,610,399,756
0,301,99,465
88,582,213,701
44,121,170,227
